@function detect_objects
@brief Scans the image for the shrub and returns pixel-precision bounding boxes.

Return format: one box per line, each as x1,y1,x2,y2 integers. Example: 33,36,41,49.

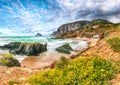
50,56,68,69
103,31,109,38
60,56,67,62
3,53,14,59
88,27,95,32
0,54,20,67
117,25,120,31
107,37,120,52
27,56,120,85
54,56,69,69
8,80,20,85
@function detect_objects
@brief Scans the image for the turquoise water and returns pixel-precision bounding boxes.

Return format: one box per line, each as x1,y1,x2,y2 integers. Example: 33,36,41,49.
0,36,88,51
0,36,49,45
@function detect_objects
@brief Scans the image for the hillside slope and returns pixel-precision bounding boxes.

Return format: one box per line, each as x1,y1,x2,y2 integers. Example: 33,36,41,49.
82,29,120,85
82,29,120,61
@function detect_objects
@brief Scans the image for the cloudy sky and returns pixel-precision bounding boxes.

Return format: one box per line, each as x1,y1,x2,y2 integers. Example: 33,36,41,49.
0,0,120,35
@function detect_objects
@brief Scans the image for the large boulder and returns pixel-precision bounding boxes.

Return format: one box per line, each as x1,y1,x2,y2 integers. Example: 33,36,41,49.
0,42,47,56
0,54,20,67
0,42,21,50
10,43,47,56
56,43,73,54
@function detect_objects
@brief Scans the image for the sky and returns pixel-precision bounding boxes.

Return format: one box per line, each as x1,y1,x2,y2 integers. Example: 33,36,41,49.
0,0,120,36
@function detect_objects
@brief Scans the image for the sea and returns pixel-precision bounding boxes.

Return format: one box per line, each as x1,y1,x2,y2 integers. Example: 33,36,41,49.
0,36,88,62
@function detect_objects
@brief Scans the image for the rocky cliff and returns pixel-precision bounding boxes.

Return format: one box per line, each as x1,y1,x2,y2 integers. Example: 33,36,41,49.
52,19,112,38
52,20,91,36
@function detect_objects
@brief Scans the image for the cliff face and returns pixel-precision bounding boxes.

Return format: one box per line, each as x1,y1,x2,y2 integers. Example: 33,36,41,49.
52,19,112,38
52,21,91,36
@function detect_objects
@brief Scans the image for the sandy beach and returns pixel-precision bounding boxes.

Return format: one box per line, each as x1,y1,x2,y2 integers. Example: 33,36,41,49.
72,37,99,47
21,37,100,69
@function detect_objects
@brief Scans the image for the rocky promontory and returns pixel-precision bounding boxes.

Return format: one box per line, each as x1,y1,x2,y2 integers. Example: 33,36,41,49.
52,20,91,36
52,19,111,38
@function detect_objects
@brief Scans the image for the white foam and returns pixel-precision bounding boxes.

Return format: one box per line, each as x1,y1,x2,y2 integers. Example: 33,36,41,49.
47,39,88,51
13,55,28,63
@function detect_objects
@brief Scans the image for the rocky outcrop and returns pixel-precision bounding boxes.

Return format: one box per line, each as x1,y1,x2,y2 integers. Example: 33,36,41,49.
0,42,47,56
35,33,42,37
52,21,91,36
51,19,111,38
52,19,112,39
56,43,73,54
0,42,21,50
11,43,47,56
0,54,20,67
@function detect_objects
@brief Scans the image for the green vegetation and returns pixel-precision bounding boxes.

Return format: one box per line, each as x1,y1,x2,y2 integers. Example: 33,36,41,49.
103,31,109,38
60,56,67,62
0,54,14,66
54,56,69,69
0,53,20,67
8,80,20,85
87,27,95,32
117,25,120,31
107,37,120,52
2,54,14,59
27,56,120,85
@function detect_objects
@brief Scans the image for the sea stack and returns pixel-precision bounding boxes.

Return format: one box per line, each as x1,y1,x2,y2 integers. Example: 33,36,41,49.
35,33,42,37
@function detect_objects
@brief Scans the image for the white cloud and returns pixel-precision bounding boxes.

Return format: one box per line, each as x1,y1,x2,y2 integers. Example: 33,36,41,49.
108,14,120,23
1,0,120,35
0,28,16,35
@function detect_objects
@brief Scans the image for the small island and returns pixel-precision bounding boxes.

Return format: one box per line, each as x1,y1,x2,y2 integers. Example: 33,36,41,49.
35,33,42,37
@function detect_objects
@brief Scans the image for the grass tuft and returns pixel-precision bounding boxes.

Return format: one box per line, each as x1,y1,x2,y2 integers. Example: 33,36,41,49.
107,37,120,52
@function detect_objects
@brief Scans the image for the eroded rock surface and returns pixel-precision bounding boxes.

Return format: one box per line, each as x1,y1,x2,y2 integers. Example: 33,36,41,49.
0,42,47,56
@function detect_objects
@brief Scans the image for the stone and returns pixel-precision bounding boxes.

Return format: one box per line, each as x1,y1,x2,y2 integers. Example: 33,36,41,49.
0,42,21,50
0,42,47,56
56,43,73,54
10,43,47,56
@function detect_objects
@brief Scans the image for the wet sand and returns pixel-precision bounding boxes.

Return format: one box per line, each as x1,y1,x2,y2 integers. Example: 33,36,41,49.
21,52,69,69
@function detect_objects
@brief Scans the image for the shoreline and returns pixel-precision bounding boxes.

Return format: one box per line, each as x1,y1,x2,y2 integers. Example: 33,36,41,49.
21,37,100,69
72,37,99,47
0,37,99,69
